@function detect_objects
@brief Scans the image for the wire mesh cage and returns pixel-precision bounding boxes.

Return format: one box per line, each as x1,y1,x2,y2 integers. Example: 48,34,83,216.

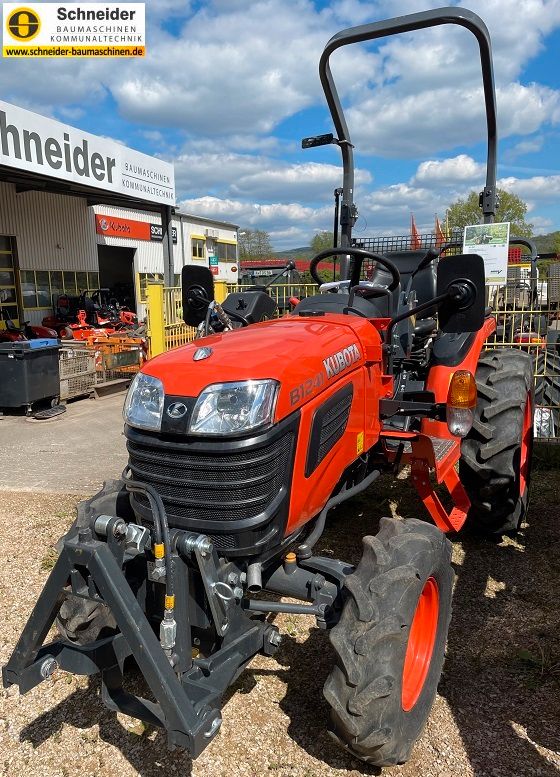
59,347,96,379
88,339,145,383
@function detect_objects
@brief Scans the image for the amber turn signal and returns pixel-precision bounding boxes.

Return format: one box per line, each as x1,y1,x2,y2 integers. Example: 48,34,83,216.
447,370,477,409
446,370,477,438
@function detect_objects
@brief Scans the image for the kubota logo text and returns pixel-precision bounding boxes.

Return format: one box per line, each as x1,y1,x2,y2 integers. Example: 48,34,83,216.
323,343,361,379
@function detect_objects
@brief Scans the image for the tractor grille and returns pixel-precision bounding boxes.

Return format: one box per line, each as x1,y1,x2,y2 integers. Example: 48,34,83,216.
127,430,294,526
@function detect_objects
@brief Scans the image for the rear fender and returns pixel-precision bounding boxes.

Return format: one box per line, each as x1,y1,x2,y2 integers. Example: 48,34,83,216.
422,316,496,437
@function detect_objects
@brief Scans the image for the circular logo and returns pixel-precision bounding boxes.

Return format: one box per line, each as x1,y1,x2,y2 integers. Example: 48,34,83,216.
166,402,188,419
99,218,109,231
7,7,41,41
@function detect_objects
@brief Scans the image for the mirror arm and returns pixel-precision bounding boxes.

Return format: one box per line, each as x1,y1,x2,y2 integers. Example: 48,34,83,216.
385,280,477,348
260,262,296,290
385,292,448,347
383,292,448,375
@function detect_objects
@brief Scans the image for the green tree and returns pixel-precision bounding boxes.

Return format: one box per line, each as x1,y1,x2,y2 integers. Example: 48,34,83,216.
446,189,533,237
310,231,334,254
238,229,273,260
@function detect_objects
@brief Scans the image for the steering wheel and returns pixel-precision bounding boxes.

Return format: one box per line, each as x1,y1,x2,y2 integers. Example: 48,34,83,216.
309,247,400,291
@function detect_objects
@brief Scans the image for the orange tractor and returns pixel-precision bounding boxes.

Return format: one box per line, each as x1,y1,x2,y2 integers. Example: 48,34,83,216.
3,7,534,767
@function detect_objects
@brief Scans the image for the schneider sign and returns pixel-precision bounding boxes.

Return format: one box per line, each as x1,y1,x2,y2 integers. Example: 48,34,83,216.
0,99,175,206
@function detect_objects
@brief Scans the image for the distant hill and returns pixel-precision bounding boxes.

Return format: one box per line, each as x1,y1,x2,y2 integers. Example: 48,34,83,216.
274,246,312,259
274,231,559,259
534,231,560,255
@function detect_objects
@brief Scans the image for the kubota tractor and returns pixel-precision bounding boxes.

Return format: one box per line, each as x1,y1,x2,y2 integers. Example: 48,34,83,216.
3,7,535,768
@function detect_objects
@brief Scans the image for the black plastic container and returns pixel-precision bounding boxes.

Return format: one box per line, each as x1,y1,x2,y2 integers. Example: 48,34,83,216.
0,340,61,410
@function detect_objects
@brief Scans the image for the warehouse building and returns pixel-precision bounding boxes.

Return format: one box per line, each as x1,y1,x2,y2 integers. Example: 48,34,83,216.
93,206,239,321
0,98,238,328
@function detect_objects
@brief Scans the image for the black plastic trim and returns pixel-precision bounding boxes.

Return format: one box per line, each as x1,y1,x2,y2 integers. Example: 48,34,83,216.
305,383,353,477
430,330,476,366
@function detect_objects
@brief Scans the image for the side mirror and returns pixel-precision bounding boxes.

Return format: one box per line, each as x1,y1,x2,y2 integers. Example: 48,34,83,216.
437,253,485,334
181,265,215,327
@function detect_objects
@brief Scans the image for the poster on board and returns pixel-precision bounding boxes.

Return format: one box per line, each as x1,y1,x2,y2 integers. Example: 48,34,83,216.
462,222,510,284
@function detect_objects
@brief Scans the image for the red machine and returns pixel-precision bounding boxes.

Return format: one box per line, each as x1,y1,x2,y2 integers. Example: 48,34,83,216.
42,290,138,340
0,309,57,342
3,7,534,770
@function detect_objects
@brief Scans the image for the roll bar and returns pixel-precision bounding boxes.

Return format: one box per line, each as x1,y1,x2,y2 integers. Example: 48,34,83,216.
318,7,498,276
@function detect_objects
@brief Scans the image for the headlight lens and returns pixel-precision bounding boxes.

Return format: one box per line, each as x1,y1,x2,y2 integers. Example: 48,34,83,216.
123,373,164,431
190,380,279,436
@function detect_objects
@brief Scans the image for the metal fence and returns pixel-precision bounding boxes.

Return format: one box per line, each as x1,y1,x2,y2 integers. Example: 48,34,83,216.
163,286,197,350
486,279,560,440
148,271,560,442
353,231,463,253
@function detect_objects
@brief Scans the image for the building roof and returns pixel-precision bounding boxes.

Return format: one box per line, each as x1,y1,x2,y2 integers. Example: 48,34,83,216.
174,210,239,231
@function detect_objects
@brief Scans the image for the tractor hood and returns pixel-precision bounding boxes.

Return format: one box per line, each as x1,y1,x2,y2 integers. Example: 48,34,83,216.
143,314,382,421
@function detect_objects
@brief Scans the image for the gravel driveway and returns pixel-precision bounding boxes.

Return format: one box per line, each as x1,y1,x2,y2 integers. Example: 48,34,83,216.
1,468,559,777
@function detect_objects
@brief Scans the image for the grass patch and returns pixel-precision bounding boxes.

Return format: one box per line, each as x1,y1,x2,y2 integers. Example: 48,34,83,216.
40,547,58,571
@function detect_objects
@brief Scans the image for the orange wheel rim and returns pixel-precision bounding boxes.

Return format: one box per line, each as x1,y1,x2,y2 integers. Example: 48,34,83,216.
402,576,439,712
520,393,533,496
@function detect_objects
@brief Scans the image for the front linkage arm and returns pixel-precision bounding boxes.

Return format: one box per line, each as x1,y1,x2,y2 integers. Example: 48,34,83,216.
2,494,345,757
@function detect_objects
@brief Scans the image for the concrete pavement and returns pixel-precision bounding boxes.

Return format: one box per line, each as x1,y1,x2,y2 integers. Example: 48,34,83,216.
0,394,128,493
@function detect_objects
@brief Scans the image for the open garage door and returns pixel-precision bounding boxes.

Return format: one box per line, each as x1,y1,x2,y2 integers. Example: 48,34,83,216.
97,244,136,311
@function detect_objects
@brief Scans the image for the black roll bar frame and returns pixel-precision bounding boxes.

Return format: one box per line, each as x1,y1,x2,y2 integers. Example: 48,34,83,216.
318,7,498,277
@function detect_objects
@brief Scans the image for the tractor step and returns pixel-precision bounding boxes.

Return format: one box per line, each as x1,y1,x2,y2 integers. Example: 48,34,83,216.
431,437,456,464
381,430,470,533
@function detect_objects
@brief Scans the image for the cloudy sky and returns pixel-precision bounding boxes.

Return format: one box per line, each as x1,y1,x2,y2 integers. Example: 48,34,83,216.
3,0,560,248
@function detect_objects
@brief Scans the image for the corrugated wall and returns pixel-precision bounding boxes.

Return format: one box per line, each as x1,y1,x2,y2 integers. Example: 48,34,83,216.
93,205,238,275
0,181,98,271
93,204,182,274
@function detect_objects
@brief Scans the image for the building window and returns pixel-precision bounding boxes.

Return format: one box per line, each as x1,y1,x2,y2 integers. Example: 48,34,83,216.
216,242,237,261
138,273,163,302
0,236,20,324
192,238,205,259
138,272,181,302
19,270,100,310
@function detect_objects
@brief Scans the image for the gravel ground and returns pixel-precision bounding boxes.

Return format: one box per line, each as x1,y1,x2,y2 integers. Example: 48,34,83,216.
1,470,560,777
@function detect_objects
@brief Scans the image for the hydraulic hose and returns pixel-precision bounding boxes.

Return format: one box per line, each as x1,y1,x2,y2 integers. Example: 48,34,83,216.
122,468,174,601
297,468,381,559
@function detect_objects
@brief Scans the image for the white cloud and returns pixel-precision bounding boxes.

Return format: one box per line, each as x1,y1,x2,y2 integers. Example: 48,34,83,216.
179,195,332,247
176,156,560,249
498,174,560,208
346,82,560,157
413,155,486,186
504,136,545,161
57,106,86,121
174,149,371,202
111,0,377,135
531,215,554,234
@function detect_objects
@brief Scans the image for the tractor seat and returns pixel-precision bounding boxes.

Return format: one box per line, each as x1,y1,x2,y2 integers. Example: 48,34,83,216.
292,292,389,319
369,250,438,318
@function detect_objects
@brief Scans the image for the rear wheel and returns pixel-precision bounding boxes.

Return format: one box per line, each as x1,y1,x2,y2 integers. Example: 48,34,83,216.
324,517,453,766
459,349,534,534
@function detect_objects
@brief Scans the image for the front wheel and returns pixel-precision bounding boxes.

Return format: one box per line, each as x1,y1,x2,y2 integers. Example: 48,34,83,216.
323,517,453,766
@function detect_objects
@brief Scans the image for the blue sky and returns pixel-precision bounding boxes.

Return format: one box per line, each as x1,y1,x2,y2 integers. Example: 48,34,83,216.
2,0,560,248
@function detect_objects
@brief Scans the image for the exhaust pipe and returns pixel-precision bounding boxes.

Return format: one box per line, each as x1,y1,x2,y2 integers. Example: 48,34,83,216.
246,562,262,593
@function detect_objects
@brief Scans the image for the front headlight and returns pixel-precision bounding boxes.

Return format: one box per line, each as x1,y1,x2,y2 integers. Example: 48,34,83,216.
123,373,164,431
190,380,279,436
